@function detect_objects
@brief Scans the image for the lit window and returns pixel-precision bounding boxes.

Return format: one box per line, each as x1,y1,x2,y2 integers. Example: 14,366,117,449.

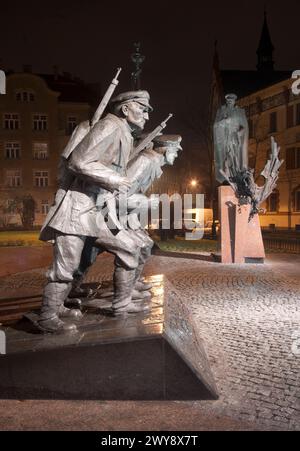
4,113,20,130
33,114,47,131
267,192,279,212
295,191,300,212
5,142,21,159
33,142,48,159
34,171,49,187
6,170,22,187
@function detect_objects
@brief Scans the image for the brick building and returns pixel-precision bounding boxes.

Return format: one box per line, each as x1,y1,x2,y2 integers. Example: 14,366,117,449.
210,12,300,230
0,66,98,227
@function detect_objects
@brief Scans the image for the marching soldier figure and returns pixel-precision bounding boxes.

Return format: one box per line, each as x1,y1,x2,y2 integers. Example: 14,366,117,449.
38,91,153,333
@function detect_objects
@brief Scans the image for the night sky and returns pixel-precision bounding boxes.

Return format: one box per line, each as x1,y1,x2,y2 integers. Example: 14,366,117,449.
1,0,300,181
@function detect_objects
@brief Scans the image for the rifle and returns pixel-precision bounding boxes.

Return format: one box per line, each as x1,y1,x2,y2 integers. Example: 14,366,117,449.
79,114,174,230
130,113,173,160
90,67,122,127
61,68,122,159
80,113,174,212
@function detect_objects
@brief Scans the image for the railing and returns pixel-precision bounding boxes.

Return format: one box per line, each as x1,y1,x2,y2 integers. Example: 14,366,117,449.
263,236,300,253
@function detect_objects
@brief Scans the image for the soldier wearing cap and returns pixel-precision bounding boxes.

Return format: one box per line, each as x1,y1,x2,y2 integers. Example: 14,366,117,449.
124,134,183,283
126,134,182,192
213,93,249,184
70,134,183,304
38,90,153,333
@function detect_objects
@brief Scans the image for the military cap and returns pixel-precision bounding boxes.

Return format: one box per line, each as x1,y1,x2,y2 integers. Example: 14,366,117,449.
153,134,183,151
225,93,238,101
110,90,153,112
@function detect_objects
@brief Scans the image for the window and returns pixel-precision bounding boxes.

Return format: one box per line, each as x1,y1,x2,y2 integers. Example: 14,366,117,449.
296,104,300,126
286,147,300,170
269,112,277,133
266,148,271,160
248,119,254,139
4,113,20,130
33,114,47,131
33,142,48,159
34,171,49,187
5,142,21,159
15,90,35,102
287,105,294,128
67,116,77,135
267,191,279,212
41,200,50,214
6,170,21,187
295,191,300,212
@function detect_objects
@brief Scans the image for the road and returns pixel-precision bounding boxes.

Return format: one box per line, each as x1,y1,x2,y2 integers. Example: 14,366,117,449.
0,246,52,277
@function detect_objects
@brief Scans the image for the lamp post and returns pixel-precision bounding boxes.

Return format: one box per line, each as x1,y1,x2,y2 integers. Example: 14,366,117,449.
131,42,145,90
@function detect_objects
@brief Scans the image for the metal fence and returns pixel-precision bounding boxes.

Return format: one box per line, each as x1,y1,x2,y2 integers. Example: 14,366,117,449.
263,236,300,253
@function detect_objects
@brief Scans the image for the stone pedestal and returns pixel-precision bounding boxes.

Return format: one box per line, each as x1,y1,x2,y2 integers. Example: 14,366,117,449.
218,186,265,264
0,277,218,401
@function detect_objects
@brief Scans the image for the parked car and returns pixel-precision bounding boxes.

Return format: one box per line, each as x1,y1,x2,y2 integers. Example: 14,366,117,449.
204,220,220,235
175,220,220,238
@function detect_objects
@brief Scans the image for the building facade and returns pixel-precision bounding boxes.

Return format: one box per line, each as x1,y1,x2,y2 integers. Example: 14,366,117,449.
0,68,95,227
210,12,300,230
239,78,300,230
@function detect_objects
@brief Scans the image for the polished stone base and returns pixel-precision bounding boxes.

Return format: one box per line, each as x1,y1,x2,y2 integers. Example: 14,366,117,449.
218,186,265,264
0,276,218,400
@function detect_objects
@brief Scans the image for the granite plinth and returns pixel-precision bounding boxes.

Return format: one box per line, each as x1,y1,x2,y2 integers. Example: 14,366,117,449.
218,186,265,264
0,276,218,401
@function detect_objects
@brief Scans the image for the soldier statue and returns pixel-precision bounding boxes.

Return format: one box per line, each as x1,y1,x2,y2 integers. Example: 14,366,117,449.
38,91,154,333
68,135,183,308
213,93,249,184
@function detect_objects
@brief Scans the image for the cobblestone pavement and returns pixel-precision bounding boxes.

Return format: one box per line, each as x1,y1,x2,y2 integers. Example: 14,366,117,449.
144,255,300,431
0,252,299,430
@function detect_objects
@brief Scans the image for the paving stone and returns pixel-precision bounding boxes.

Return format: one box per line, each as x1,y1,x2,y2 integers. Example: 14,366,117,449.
1,252,300,430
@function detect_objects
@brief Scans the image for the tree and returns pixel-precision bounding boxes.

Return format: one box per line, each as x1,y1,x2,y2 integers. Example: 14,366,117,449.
178,104,218,239
0,202,14,228
5,195,36,229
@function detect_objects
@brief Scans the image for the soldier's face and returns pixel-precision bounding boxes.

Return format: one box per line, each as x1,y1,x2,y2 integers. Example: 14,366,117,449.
165,147,179,165
226,97,236,107
124,102,149,131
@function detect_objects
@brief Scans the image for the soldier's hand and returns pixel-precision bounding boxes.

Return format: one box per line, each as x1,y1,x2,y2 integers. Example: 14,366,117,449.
117,176,132,193
144,142,154,151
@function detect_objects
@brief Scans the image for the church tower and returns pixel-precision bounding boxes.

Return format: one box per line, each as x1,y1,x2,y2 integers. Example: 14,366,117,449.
256,10,275,72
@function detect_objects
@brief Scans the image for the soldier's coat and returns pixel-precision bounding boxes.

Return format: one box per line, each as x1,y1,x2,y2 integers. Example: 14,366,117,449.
213,104,249,184
40,113,133,241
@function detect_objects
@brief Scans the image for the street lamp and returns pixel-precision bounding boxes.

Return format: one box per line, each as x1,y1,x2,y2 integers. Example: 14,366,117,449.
190,179,198,188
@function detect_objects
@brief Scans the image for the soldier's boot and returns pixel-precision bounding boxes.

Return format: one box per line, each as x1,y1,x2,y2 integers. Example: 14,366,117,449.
58,305,83,320
131,289,152,301
38,282,78,334
112,267,151,316
65,276,98,309
68,275,95,299
94,287,150,303
134,263,153,292
64,297,82,309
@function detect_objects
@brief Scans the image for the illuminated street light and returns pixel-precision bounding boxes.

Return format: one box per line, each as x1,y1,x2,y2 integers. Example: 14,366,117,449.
190,179,198,188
